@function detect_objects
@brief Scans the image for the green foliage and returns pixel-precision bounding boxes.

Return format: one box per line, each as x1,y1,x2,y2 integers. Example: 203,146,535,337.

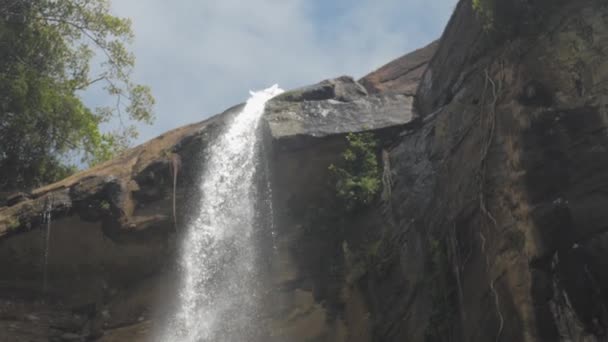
0,0,154,192
329,132,381,211
99,200,110,210
472,0,495,31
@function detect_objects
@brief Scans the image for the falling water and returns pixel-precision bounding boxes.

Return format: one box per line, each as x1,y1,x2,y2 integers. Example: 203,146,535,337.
42,196,53,293
263,157,279,255
160,85,284,342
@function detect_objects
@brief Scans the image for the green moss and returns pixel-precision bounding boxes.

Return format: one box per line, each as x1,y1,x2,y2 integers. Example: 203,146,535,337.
329,132,381,212
100,200,110,210
7,217,20,230
472,0,495,31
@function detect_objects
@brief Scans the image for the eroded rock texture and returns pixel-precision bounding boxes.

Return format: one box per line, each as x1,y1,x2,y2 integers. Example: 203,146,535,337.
365,0,608,341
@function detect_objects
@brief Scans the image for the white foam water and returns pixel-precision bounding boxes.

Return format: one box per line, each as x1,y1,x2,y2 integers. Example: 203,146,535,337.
159,85,284,342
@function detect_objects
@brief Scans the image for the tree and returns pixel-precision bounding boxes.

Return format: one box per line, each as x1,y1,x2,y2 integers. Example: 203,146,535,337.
0,0,154,195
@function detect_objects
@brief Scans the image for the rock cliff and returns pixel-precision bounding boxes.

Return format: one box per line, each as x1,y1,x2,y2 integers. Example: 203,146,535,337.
2,0,608,341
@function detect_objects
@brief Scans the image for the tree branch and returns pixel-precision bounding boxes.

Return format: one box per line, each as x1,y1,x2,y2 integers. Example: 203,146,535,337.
74,74,107,90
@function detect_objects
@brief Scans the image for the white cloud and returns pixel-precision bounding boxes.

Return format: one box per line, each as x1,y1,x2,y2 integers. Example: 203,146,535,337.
87,0,457,143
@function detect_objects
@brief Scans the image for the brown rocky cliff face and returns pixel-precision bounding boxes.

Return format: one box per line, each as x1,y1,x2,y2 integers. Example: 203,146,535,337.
376,0,608,340
360,40,438,96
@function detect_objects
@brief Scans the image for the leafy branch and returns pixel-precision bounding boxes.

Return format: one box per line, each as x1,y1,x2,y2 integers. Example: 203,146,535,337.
0,0,155,192
329,132,381,212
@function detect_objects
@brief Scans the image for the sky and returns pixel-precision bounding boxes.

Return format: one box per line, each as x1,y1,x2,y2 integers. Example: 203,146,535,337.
83,0,458,145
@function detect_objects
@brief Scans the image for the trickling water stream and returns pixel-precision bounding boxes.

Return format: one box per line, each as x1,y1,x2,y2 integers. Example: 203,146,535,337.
160,85,284,342
42,196,53,294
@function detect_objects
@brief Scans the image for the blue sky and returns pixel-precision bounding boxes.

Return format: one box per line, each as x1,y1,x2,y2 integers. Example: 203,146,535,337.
83,0,457,145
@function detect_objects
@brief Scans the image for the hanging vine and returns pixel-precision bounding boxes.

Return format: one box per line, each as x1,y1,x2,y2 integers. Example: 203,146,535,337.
168,153,181,231
477,61,506,342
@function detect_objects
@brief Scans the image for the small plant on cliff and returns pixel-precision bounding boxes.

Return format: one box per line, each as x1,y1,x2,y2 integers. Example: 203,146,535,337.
329,132,381,211
99,200,111,211
472,0,495,31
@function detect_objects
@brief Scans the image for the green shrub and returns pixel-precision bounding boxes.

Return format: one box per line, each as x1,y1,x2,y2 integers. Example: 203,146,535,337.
472,0,495,31
329,132,381,211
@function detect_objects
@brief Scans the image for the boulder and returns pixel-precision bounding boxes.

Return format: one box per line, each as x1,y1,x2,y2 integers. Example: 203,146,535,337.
264,76,418,152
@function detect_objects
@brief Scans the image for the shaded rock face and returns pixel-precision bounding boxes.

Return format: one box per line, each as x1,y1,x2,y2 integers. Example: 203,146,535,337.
1,0,608,341
377,0,608,341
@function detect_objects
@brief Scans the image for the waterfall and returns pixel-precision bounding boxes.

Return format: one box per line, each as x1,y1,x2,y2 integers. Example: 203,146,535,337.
160,85,284,342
